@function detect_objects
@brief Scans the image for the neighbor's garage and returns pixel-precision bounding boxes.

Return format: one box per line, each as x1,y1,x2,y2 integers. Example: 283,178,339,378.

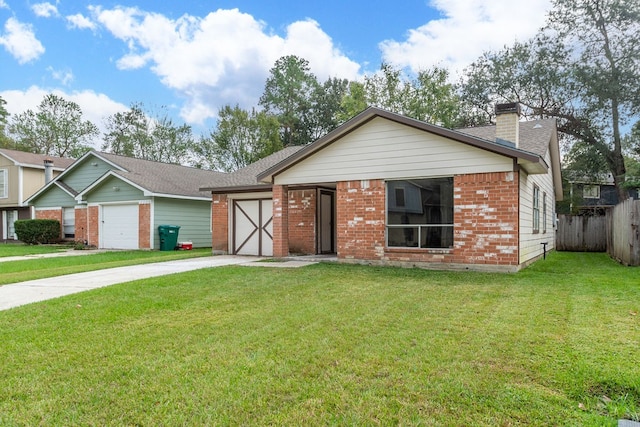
101,204,139,249
233,199,273,256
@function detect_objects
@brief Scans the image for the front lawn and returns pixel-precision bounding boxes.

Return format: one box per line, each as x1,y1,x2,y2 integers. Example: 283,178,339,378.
0,252,638,425
0,242,69,257
0,248,212,286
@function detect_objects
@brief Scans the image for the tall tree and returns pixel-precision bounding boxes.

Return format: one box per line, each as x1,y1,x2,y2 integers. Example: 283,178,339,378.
194,105,282,172
102,103,193,165
341,63,462,127
308,77,350,140
259,55,320,146
0,95,13,148
461,0,640,201
8,94,98,157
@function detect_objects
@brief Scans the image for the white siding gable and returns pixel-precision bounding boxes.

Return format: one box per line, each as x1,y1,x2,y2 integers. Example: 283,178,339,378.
519,148,556,264
274,117,514,185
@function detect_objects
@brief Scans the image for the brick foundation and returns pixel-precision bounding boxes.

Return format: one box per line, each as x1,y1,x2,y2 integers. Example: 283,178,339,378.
288,189,316,255
211,194,229,253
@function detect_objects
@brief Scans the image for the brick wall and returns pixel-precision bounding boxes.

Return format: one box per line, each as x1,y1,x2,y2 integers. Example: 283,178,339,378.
287,189,316,255
87,205,99,247
211,194,228,253
138,202,151,249
453,171,519,266
75,207,88,243
35,208,63,239
336,179,386,260
335,172,520,268
272,185,289,257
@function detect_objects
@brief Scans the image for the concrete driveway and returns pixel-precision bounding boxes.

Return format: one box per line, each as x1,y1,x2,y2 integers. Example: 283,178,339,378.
0,255,260,311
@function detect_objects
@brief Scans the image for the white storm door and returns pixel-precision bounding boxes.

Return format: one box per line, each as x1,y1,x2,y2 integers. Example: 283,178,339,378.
233,199,273,256
101,204,139,249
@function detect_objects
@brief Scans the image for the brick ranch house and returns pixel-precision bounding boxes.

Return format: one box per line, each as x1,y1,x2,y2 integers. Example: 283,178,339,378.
201,104,562,272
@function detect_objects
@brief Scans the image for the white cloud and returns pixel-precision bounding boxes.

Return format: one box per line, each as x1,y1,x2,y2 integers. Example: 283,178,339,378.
379,0,552,75
89,6,361,124
1,86,129,148
0,0,9,10
31,2,59,18
47,66,74,85
66,13,97,31
0,17,45,64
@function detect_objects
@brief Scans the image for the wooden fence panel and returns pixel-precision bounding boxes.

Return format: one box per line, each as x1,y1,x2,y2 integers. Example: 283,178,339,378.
556,215,607,252
607,199,640,266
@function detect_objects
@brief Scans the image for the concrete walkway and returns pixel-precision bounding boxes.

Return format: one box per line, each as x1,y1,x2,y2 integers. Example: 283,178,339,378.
0,255,264,311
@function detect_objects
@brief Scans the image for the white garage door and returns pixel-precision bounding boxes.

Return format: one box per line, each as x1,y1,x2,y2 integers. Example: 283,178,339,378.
101,204,139,249
233,199,272,256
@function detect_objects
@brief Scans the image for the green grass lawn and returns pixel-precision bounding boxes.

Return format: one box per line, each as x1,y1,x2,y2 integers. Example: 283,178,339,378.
0,242,70,257
0,252,638,426
0,248,212,286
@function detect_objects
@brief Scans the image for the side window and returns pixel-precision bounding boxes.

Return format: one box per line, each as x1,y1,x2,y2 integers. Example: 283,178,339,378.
542,193,547,234
533,185,540,233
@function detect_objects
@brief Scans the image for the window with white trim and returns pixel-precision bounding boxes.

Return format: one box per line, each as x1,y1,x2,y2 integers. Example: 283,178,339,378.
533,185,540,233
387,178,454,249
542,192,547,233
583,185,600,199
0,169,7,198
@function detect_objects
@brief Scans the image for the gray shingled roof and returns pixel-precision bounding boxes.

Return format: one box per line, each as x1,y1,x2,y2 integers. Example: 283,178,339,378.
455,118,556,158
0,148,74,169
95,152,228,198
199,146,304,191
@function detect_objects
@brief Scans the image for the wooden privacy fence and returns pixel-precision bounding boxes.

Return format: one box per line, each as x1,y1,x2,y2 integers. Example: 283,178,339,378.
606,198,640,266
557,199,640,266
556,214,607,252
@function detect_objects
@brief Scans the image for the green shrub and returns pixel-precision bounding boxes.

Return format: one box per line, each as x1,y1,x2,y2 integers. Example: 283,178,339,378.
14,219,61,244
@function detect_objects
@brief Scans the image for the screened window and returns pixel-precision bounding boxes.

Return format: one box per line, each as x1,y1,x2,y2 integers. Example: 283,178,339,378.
387,178,454,249
0,169,7,198
533,185,540,233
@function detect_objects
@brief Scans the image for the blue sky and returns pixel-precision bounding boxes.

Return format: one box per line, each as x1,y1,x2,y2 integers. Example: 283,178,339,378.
0,0,552,143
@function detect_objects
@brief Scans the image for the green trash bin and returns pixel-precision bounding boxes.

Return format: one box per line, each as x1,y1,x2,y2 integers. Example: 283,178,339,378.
158,225,180,251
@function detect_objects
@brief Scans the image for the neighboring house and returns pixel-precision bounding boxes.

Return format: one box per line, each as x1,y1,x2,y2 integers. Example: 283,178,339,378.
201,104,563,272
565,173,639,214
0,148,74,241
26,151,227,249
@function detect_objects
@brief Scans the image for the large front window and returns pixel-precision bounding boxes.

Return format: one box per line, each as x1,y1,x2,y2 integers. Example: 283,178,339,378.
387,178,454,249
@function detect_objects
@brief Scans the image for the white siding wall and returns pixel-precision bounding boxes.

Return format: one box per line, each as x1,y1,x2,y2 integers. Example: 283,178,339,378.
274,118,514,185
519,149,556,264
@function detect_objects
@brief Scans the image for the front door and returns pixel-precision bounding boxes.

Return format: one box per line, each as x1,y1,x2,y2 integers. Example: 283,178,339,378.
318,191,335,254
4,210,17,240
233,199,273,256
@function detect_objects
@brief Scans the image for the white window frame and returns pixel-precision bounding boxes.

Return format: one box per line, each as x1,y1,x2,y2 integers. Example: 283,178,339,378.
0,169,7,198
542,192,547,234
583,184,600,199
533,185,540,233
